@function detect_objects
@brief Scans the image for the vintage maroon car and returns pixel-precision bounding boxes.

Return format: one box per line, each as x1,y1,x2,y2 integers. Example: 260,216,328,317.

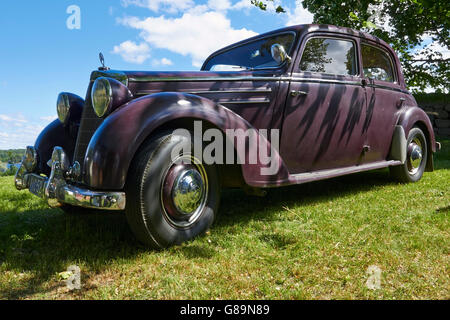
15,24,440,248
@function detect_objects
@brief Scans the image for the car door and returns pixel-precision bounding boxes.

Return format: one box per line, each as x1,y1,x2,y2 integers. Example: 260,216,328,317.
359,41,406,163
280,34,367,173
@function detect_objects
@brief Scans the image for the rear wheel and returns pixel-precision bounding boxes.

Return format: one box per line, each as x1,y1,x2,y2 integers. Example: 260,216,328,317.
125,130,220,249
390,127,427,183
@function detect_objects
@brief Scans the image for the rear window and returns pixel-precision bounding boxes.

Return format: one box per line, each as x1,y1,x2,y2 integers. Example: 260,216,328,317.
361,43,395,82
299,37,358,76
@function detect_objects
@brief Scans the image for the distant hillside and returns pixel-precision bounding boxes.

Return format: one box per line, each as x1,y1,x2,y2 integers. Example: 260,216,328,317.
0,149,25,164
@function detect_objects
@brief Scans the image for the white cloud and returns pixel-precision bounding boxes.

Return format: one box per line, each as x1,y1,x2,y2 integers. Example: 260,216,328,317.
120,0,194,13
119,12,256,67
415,38,450,60
286,1,314,26
40,115,58,122
231,0,254,10
0,114,45,149
0,114,13,122
152,58,173,66
112,41,151,64
208,0,232,12
0,114,27,123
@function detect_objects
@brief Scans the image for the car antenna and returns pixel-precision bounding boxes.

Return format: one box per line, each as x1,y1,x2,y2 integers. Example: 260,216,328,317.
98,52,110,71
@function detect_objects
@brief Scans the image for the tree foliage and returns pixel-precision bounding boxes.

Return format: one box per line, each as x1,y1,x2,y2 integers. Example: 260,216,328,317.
0,149,24,164
252,0,449,92
251,0,286,13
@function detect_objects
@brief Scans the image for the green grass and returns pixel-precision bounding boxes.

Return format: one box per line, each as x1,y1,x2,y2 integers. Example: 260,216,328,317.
0,140,449,300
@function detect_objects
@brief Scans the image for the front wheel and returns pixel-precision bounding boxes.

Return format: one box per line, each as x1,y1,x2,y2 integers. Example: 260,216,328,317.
125,130,220,249
390,127,428,183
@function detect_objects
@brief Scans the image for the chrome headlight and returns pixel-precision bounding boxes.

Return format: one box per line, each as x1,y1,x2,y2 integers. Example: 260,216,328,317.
56,92,84,126
91,77,112,118
57,93,70,124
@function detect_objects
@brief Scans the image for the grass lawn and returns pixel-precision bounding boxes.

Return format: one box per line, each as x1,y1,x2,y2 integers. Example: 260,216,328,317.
0,139,448,300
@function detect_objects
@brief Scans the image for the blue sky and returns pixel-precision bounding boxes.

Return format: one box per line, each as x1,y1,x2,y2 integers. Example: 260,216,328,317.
0,0,314,149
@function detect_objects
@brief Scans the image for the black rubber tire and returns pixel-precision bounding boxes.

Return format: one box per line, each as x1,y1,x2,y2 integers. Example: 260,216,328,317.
390,127,428,183
125,131,220,249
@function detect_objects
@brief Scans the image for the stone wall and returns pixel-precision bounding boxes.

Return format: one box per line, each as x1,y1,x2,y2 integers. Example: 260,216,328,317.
415,93,450,138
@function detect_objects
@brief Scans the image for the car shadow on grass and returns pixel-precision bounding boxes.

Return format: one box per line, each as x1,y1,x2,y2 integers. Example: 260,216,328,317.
215,168,397,227
0,208,145,299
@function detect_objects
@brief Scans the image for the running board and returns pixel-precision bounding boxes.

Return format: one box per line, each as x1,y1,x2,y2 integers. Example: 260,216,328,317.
288,160,402,185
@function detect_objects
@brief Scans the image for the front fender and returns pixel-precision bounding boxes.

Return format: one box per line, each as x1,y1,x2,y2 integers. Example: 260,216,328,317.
84,92,288,189
34,119,77,176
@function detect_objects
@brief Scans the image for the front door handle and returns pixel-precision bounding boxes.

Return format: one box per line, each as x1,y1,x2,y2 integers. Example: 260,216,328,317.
290,90,307,97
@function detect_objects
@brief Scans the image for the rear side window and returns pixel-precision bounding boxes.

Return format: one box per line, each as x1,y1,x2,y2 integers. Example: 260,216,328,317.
299,37,357,76
361,44,395,82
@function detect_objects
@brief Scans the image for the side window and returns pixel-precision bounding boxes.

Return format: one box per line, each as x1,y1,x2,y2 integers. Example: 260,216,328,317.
299,37,357,76
361,44,395,82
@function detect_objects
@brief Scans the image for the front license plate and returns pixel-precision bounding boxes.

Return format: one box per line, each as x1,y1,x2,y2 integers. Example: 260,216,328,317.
28,174,46,197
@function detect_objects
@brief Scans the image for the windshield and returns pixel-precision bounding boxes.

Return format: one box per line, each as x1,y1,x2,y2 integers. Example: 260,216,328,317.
203,33,296,71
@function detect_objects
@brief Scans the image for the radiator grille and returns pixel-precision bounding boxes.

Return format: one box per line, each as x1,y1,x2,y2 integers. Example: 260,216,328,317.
73,83,104,182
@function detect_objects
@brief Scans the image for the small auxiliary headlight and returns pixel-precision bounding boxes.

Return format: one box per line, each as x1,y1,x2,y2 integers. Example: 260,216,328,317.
91,77,112,118
57,93,70,124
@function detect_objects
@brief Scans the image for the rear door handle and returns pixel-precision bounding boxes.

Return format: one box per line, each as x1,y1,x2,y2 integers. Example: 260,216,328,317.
290,90,307,97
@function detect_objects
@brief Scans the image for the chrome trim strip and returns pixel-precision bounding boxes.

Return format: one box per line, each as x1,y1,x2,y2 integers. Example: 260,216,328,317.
436,142,441,151
190,89,272,94
289,160,402,183
365,83,409,94
218,100,270,104
285,76,409,93
136,88,273,96
283,76,362,86
129,76,280,83
131,75,408,93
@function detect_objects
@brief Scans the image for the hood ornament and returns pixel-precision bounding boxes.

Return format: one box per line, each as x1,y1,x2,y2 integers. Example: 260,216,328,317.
98,52,110,71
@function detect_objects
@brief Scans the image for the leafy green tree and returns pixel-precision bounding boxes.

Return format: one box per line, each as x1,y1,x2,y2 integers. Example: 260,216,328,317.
251,0,286,13
252,0,449,92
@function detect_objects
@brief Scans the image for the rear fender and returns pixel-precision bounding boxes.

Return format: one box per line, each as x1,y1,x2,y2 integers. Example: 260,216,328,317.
396,106,436,171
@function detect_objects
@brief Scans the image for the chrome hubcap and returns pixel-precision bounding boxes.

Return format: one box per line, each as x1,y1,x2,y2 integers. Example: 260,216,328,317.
161,156,208,228
407,138,423,175
172,169,205,215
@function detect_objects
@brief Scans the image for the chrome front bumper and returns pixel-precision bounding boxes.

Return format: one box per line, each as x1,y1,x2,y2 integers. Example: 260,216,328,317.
15,146,125,210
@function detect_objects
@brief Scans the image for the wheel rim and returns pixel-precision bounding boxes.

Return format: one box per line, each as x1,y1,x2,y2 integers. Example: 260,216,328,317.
407,137,423,175
161,155,208,228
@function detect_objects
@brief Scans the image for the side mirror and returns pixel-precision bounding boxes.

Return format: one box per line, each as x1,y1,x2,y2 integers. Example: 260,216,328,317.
271,44,291,65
